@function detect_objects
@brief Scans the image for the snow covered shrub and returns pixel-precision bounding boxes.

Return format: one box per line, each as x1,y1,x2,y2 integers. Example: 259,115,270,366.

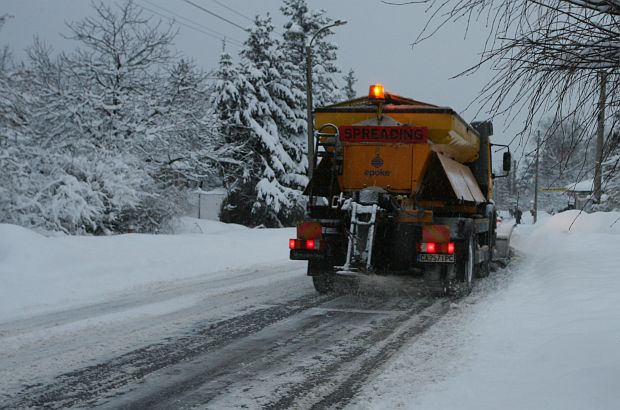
219,180,257,227
1,151,149,234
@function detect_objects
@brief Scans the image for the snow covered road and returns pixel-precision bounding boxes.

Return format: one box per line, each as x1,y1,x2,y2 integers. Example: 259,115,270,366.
0,218,453,409
2,212,619,409
1,262,449,409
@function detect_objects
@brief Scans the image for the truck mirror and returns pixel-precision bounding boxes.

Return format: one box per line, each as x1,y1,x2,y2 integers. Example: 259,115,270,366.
503,152,512,172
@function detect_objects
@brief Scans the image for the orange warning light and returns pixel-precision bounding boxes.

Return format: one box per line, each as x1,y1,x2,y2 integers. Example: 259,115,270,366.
368,83,385,100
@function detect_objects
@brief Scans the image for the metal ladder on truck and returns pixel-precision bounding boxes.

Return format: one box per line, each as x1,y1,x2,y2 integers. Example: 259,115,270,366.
337,201,379,274
312,124,380,275
310,124,342,205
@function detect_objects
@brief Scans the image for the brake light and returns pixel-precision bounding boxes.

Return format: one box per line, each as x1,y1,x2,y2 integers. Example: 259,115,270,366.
289,239,296,249
426,242,436,253
448,242,455,254
306,239,315,250
419,242,454,254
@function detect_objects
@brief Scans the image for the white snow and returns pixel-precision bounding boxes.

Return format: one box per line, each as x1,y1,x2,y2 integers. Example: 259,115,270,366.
2,211,620,408
0,217,300,322
566,178,594,192
348,210,620,410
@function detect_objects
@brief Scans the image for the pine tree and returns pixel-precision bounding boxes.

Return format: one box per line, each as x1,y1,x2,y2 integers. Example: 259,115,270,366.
215,15,305,227
280,0,341,108
210,51,257,224
343,68,357,100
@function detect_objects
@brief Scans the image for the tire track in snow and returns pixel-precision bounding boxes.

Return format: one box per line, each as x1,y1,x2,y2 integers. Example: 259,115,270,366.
2,292,334,410
110,293,447,410
264,298,450,410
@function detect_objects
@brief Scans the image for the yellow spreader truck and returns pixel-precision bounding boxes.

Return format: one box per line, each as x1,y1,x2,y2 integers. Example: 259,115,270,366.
289,84,511,295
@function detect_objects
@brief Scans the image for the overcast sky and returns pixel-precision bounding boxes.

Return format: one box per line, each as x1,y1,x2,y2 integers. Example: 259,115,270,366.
1,0,526,159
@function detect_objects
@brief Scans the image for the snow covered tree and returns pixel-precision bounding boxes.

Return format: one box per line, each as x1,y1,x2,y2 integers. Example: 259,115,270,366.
280,0,342,108
210,51,256,223
64,1,176,146
539,118,592,186
1,1,210,234
342,68,357,100
155,58,223,189
0,48,34,229
58,0,186,233
213,15,306,227
534,117,593,211
599,128,620,210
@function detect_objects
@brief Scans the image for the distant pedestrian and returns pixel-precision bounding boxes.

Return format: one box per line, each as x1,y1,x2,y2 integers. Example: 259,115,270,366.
515,208,522,225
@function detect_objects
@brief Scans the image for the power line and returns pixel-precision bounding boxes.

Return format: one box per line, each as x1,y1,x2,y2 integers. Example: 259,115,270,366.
139,3,239,46
137,2,242,47
207,0,253,23
180,0,249,32
140,0,242,45
203,0,284,36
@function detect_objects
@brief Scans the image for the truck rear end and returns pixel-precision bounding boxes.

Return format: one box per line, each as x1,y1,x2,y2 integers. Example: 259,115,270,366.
290,84,511,295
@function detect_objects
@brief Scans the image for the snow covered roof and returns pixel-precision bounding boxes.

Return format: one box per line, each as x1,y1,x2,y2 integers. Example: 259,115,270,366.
565,178,594,192
194,187,227,196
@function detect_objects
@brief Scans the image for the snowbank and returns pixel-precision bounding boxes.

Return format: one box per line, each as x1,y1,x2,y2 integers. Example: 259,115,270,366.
530,209,620,235
350,211,620,410
0,219,296,322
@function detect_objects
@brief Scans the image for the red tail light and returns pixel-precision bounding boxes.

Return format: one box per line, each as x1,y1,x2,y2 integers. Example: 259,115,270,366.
426,242,436,253
305,239,315,250
289,239,296,249
447,242,455,254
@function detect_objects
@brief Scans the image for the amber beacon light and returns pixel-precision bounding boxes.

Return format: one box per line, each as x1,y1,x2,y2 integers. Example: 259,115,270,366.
369,83,385,101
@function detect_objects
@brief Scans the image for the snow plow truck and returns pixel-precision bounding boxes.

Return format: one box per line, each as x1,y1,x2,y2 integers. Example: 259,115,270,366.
289,84,511,295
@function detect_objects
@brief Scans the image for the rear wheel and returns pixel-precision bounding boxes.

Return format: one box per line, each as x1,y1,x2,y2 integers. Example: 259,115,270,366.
453,233,475,295
312,274,334,294
478,249,490,278
476,213,494,278
308,260,334,294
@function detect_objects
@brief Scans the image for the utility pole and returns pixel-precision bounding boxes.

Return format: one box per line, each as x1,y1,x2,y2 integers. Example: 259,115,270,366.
305,45,314,178
533,131,540,224
594,71,607,203
511,159,517,195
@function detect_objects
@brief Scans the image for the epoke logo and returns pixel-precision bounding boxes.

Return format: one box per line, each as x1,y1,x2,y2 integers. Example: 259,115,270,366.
370,154,384,168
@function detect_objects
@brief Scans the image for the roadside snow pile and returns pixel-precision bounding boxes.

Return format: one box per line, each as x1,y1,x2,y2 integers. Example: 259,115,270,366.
0,219,296,322
350,211,620,410
532,209,620,235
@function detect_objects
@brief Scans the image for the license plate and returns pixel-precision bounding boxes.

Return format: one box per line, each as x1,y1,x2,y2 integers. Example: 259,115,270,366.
417,254,455,263
290,249,324,260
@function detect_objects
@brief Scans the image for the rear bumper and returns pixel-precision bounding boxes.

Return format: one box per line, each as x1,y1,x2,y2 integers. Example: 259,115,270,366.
290,249,326,260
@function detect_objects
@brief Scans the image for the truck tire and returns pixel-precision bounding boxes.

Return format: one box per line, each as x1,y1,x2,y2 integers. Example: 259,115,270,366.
456,233,476,294
477,247,490,278
476,212,494,279
308,260,334,294
312,274,334,294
